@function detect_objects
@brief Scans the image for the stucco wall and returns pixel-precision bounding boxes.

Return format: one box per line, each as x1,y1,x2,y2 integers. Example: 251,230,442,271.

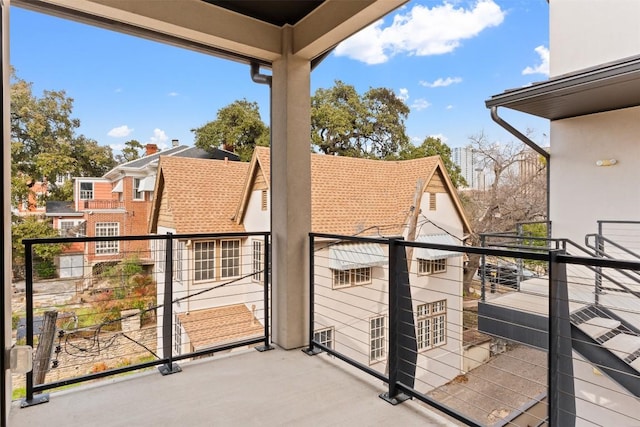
549,106,640,243
550,0,640,77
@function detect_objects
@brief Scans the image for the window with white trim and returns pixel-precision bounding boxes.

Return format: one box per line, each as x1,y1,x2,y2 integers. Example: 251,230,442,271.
417,258,447,275
174,314,182,355
221,239,241,278
314,327,334,350
332,267,371,289
95,222,119,254
370,316,386,363
59,220,76,237
79,182,94,200
416,300,447,351
133,178,143,200
194,241,215,281
252,240,264,283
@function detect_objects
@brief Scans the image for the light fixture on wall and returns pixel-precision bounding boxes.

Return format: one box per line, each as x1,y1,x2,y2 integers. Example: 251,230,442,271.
595,159,618,167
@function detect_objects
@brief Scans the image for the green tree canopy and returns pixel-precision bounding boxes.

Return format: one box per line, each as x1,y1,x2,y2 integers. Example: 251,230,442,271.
398,136,467,188
116,139,145,163
311,80,410,159
192,99,269,161
11,69,116,206
11,215,66,278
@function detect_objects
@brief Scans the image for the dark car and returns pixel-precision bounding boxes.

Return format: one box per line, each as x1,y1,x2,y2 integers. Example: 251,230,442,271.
477,262,537,289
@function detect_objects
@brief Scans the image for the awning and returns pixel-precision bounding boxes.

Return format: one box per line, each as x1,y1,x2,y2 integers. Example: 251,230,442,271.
139,175,156,192
111,180,123,193
414,234,462,260
329,243,387,271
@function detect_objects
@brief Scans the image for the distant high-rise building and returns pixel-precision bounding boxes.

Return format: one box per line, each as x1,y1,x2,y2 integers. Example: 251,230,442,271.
452,145,477,189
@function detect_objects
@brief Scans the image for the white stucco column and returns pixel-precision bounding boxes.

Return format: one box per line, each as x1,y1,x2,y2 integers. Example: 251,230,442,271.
270,27,311,349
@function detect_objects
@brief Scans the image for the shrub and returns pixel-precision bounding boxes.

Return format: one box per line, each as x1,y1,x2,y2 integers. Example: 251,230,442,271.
35,259,56,279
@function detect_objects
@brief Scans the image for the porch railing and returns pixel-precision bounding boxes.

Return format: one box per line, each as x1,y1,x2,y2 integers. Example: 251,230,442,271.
307,232,640,426
19,231,271,407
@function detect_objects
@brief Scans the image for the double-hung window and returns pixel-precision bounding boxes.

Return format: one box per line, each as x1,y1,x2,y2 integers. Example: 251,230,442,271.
133,178,144,200
79,182,94,200
221,240,241,278
370,316,386,363
95,222,119,254
252,240,264,283
194,241,215,281
416,300,447,351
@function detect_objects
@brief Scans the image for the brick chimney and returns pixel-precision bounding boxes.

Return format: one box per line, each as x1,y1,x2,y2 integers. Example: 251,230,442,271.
145,144,158,156
171,139,179,147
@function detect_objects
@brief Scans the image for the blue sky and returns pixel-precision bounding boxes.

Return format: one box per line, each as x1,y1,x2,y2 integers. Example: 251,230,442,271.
10,0,550,153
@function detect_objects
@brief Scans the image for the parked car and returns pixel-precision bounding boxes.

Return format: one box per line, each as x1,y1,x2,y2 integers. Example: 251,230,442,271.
477,261,537,288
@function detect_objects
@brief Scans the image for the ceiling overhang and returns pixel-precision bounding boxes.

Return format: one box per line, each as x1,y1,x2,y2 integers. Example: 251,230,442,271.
13,0,408,67
486,54,640,120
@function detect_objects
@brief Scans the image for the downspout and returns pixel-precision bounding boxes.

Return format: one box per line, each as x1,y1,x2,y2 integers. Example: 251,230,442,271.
490,106,551,236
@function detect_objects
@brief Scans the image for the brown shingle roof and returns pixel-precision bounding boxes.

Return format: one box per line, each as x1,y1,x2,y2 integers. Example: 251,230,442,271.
157,157,249,233
252,147,445,236
310,154,440,236
178,304,263,350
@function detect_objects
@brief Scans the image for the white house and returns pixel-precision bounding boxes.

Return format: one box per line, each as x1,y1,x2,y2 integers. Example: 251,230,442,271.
150,146,472,393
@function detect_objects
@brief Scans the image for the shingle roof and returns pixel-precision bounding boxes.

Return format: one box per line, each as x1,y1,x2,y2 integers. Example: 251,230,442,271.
157,157,249,233
251,146,446,236
45,201,77,214
178,304,263,350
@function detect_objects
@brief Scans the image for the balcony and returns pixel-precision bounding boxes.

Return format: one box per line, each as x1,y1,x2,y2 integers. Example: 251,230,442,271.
9,231,640,426
81,199,124,210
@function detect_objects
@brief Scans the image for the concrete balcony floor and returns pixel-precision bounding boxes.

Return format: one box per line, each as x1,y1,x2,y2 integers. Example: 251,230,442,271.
10,346,461,427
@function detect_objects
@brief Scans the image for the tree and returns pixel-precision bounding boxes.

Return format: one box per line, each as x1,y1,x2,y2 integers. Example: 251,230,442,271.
398,136,467,188
311,80,410,159
461,131,547,291
192,99,269,161
116,139,145,163
11,69,116,206
11,215,66,279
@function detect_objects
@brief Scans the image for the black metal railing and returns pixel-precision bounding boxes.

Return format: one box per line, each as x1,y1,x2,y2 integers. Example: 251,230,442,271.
19,231,271,407
307,232,640,426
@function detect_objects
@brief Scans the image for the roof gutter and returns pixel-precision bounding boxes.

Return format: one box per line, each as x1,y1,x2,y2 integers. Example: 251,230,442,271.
490,106,551,233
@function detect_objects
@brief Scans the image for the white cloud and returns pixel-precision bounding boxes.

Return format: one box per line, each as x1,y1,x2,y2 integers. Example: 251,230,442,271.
446,105,454,110
107,125,133,138
398,88,410,101
115,88,123,93
148,128,169,149
335,0,505,64
429,133,449,143
522,45,549,76
411,99,431,111
420,77,463,88
168,92,179,97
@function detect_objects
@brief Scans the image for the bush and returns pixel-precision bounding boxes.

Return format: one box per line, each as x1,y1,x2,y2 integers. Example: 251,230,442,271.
35,259,56,279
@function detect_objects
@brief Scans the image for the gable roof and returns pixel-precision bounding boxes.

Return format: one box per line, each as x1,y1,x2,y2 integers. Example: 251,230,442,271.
149,156,249,234
237,146,471,237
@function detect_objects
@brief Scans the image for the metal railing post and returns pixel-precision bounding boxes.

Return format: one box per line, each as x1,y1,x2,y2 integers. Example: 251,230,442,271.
548,250,576,426
304,234,321,355
380,238,410,405
21,241,50,407
159,233,180,375
256,233,273,352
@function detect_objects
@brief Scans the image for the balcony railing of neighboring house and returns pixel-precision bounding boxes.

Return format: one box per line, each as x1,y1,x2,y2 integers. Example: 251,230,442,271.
307,232,640,427
81,199,125,210
17,231,271,408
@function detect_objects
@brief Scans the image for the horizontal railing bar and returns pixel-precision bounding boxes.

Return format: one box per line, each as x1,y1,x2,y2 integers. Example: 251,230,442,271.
309,232,395,245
